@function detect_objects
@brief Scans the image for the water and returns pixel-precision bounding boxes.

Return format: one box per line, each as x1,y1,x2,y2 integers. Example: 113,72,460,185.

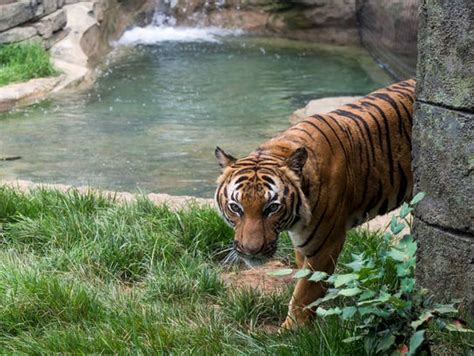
0,28,392,197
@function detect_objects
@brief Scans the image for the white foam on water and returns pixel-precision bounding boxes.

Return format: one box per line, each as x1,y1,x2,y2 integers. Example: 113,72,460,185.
117,25,243,46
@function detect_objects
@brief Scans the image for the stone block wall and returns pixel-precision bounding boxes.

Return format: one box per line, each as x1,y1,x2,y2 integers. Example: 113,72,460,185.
0,0,75,48
413,0,473,317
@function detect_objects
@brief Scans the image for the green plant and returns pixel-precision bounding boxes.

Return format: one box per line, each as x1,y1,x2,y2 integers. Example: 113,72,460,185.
294,193,473,355
0,42,58,86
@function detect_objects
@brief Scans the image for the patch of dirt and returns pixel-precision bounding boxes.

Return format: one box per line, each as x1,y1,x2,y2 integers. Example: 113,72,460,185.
220,260,295,295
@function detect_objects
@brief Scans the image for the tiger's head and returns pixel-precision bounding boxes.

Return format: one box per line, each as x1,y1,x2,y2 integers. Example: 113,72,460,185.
214,146,311,266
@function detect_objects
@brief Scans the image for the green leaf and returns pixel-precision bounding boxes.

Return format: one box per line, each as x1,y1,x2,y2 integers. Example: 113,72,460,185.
399,202,413,218
433,304,458,314
407,330,425,356
445,322,474,333
308,271,328,282
411,311,433,330
342,335,363,343
339,287,362,297
306,290,339,308
387,248,407,262
342,306,357,320
400,277,416,293
267,268,293,277
333,273,359,288
390,215,406,235
293,268,311,279
359,290,376,301
344,259,364,272
410,192,426,205
376,333,396,353
316,307,341,317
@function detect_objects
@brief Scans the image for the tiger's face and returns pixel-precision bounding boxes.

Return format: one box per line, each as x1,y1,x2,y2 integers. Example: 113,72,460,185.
215,146,310,265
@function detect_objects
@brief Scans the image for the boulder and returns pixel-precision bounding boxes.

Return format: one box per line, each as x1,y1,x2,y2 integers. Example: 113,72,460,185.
0,26,37,44
34,8,67,38
0,0,38,32
289,96,362,124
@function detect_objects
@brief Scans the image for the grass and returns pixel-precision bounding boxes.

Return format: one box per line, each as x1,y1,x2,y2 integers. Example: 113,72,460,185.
0,187,471,354
0,43,58,86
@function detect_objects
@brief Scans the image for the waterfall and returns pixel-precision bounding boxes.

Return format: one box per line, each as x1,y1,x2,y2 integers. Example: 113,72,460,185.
117,0,241,46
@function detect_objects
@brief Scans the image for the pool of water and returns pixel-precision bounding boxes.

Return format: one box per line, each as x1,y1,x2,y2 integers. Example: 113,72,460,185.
0,31,392,197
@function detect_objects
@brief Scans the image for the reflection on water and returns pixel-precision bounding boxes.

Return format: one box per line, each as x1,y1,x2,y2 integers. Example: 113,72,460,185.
0,37,392,197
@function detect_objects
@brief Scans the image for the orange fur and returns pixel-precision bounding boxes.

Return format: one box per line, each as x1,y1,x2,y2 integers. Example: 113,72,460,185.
215,79,415,328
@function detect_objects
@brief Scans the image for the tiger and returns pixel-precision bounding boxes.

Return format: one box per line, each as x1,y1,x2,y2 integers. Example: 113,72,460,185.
214,79,415,329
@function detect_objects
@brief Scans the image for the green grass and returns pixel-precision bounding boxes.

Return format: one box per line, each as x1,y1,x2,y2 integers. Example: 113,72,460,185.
0,187,470,354
0,43,58,86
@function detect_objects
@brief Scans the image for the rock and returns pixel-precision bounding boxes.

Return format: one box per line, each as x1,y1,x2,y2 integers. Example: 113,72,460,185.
414,0,474,319
416,0,474,111
414,218,474,317
0,0,38,32
0,77,62,112
41,0,58,15
289,96,362,124
43,27,68,49
34,8,67,38
412,102,473,234
0,26,37,44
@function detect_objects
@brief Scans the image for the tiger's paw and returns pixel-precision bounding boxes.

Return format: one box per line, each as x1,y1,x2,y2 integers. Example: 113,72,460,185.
280,316,296,331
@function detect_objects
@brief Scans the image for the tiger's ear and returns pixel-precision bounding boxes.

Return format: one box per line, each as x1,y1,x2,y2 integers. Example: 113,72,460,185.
286,147,308,175
215,146,236,169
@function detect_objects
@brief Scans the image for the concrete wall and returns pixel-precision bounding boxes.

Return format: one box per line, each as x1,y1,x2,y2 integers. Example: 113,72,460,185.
413,0,473,317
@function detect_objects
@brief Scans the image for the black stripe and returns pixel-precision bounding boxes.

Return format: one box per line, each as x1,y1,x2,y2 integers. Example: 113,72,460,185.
378,198,389,215
313,115,350,163
334,109,376,164
370,93,404,136
298,198,328,248
385,87,415,100
289,127,313,140
234,176,248,184
261,175,276,185
301,119,335,154
306,218,337,258
363,108,385,154
326,114,356,155
364,180,383,216
361,101,395,186
396,163,408,206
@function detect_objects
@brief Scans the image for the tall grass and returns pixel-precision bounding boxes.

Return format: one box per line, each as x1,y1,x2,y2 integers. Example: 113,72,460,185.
0,43,58,86
0,187,468,354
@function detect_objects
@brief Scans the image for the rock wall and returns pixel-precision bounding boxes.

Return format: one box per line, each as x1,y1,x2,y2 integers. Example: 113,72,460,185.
0,0,71,48
413,0,473,317
166,0,360,45
356,0,418,79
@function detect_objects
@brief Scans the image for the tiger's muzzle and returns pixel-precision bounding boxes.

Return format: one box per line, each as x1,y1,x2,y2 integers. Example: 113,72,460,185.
233,239,278,260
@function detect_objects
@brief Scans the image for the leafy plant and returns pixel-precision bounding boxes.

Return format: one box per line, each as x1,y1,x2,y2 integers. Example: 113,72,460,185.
285,192,473,354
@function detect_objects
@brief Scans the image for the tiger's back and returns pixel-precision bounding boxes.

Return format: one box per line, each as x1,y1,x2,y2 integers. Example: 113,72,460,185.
259,79,414,254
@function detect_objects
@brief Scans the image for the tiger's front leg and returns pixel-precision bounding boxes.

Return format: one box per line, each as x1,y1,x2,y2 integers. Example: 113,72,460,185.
282,231,346,330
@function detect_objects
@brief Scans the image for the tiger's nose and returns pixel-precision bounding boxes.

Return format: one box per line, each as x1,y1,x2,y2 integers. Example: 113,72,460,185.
233,240,263,255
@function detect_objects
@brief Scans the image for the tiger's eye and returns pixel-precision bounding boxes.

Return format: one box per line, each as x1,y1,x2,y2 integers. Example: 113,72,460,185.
265,203,280,216
229,203,242,215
